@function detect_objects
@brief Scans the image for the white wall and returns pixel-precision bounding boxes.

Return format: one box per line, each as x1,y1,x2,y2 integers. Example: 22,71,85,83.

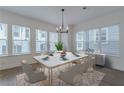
72,10,124,71
0,9,56,70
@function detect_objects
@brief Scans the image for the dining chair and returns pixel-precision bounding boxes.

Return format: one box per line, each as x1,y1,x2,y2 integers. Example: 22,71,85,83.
88,54,95,72
58,62,89,85
21,60,47,84
72,51,88,65
31,53,45,72
40,51,49,73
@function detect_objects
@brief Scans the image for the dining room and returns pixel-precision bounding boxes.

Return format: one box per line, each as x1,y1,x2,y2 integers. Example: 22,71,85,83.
0,6,124,86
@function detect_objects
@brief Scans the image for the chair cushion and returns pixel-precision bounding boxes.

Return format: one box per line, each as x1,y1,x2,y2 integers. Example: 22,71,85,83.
29,72,47,83
73,74,82,83
59,71,82,85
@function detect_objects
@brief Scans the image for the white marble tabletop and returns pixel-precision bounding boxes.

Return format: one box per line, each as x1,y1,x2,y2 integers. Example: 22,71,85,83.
33,52,88,68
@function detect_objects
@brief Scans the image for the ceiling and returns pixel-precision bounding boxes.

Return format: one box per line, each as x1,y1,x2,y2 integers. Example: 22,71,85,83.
0,6,123,25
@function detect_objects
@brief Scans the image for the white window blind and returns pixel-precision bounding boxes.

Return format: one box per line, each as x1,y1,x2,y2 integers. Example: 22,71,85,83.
49,32,58,51
0,23,8,56
100,27,108,44
89,29,100,52
12,25,30,54
101,25,119,55
76,32,84,51
76,25,119,56
36,29,47,52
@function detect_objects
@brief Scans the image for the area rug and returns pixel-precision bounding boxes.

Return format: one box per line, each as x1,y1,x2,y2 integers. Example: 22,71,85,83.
16,70,105,86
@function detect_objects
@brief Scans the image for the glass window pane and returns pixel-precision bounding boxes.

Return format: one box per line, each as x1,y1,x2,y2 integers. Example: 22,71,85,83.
89,29,100,52
101,27,108,43
49,32,58,51
0,23,7,39
76,32,83,41
12,25,30,54
36,30,47,41
21,41,30,53
77,41,83,51
13,41,30,54
50,43,55,51
12,25,21,40
13,41,22,54
36,29,47,52
0,23,7,56
36,41,47,52
0,40,7,55
25,28,30,38
101,25,119,55
76,32,84,51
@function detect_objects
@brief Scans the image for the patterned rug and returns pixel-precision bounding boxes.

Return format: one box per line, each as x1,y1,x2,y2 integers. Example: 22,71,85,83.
16,69,105,86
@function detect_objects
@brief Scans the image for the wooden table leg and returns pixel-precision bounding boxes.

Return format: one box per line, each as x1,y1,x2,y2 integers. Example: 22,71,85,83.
50,69,53,85
48,68,53,86
48,68,51,85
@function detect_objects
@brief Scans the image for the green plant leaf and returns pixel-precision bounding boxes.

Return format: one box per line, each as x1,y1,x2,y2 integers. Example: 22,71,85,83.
54,41,64,51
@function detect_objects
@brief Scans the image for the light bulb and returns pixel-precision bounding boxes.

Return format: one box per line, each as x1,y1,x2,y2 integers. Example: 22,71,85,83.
59,26,62,29
66,26,69,30
56,27,58,31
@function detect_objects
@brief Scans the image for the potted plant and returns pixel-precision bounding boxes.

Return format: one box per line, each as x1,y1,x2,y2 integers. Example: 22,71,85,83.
55,41,64,52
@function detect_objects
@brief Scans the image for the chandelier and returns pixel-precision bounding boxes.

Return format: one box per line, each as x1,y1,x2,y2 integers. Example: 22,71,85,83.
56,9,69,33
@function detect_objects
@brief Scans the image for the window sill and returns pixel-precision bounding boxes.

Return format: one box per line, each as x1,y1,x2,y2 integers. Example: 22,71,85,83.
12,53,31,56
0,55,9,58
0,53,31,58
106,54,120,57
94,53,120,57
83,52,120,58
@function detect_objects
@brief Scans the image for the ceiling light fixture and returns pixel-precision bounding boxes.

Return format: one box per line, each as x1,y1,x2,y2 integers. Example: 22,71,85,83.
56,9,69,33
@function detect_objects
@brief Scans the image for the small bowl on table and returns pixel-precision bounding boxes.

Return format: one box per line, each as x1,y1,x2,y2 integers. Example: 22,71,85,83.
60,53,66,58
41,55,49,60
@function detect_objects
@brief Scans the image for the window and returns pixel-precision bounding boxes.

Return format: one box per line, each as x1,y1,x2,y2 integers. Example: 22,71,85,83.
49,32,58,51
36,29,47,52
100,27,108,44
76,25,119,56
101,25,119,55
76,32,84,51
14,30,19,37
94,29,100,42
12,25,30,54
89,29,100,52
0,23,7,56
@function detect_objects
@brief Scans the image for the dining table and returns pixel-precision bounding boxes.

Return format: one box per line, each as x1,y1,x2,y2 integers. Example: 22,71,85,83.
33,52,88,85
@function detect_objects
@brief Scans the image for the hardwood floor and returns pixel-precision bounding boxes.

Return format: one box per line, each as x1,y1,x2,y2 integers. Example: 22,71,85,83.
0,64,124,86
95,66,124,86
